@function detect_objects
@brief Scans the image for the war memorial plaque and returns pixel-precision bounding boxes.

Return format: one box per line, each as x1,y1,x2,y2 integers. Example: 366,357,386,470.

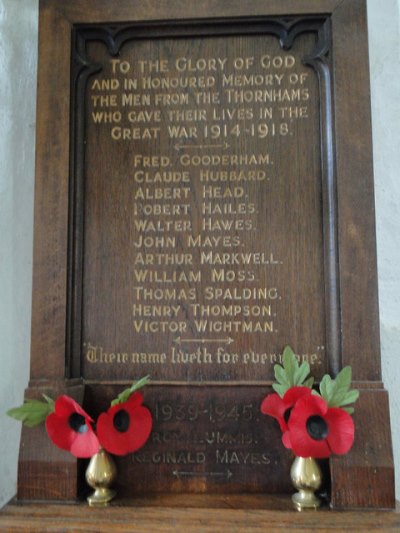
82,33,324,381
19,0,395,509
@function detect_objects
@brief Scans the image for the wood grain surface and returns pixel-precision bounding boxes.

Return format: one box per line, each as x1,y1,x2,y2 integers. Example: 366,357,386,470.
1,497,400,532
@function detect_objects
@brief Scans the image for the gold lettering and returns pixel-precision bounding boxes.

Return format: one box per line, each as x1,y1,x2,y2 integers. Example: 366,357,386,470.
171,347,213,364
133,269,200,283
132,236,176,248
134,187,190,200
111,126,160,140
216,449,271,465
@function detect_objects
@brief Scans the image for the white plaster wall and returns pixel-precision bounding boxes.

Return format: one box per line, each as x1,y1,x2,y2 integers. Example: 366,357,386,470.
368,0,400,497
0,0,37,508
0,0,399,508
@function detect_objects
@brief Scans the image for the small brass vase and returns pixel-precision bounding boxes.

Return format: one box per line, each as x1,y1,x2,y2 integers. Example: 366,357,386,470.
290,456,322,511
85,448,117,507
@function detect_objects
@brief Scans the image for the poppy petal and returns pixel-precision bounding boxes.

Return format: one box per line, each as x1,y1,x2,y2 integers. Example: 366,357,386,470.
96,412,116,453
282,430,292,449
297,394,328,417
288,422,331,458
261,386,312,434
54,395,94,422
97,416,125,455
325,407,355,455
283,386,312,405
97,401,153,456
127,392,144,409
70,428,100,458
46,412,76,451
287,395,332,458
53,396,76,418
45,396,99,458
123,405,153,453
260,394,287,430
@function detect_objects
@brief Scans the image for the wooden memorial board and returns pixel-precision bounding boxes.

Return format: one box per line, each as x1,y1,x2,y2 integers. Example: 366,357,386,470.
18,0,395,509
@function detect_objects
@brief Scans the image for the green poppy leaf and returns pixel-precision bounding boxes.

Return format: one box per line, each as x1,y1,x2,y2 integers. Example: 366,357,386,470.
7,399,53,428
282,346,297,383
319,366,358,408
42,394,55,409
303,377,314,389
329,389,349,407
319,375,331,402
294,362,310,386
326,377,336,395
274,365,290,386
111,375,150,406
339,389,360,406
272,383,287,398
334,366,352,391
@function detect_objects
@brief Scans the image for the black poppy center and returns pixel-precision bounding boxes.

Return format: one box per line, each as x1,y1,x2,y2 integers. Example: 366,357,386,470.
113,409,130,433
306,415,329,441
283,407,292,424
68,413,88,434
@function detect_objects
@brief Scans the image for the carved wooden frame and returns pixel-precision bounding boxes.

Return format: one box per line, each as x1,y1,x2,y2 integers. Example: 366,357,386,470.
19,0,394,508
69,16,342,376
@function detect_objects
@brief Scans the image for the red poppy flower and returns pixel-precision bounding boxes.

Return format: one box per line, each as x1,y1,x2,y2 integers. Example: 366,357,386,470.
285,394,355,458
96,392,152,456
45,395,100,458
261,386,312,432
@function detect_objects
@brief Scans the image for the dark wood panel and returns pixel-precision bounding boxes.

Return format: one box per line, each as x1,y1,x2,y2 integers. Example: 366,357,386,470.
17,381,84,500
330,388,395,508
30,5,72,379
85,384,294,495
48,0,345,23
79,30,326,383
332,0,381,380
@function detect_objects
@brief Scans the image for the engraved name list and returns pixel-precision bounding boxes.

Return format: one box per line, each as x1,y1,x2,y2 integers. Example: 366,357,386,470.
81,33,326,382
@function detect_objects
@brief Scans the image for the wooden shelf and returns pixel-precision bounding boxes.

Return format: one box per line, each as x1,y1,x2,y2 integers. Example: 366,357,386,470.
1,496,399,532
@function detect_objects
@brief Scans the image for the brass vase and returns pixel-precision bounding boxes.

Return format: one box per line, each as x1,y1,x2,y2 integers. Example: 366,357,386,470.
85,448,117,506
290,456,322,511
